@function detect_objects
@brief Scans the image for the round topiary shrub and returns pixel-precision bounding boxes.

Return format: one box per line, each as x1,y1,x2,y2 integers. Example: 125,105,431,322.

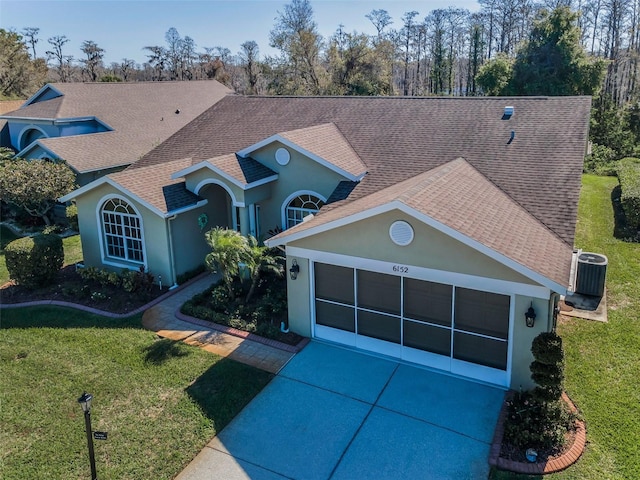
4,233,64,288
531,331,565,403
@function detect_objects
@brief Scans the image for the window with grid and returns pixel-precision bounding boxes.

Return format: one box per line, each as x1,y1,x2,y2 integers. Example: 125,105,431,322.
101,198,144,263
286,194,324,228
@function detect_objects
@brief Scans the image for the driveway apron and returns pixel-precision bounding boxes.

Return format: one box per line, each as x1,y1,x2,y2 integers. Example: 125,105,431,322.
180,341,505,480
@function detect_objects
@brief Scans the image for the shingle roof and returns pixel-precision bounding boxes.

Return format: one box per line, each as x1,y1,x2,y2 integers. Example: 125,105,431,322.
273,158,573,287
0,100,26,115
278,123,367,177
109,157,201,214
208,154,277,185
5,81,232,173
133,95,591,246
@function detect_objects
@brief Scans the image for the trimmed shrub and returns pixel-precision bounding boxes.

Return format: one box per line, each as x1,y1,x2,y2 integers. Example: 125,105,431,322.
5,233,64,288
531,332,565,403
66,204,78,231
617,158,640,232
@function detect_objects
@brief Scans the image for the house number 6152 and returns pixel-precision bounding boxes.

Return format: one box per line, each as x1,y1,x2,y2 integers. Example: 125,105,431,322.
392,265,409,274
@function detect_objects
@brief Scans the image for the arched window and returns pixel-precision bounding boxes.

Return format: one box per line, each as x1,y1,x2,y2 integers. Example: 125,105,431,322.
285,193,325,229
101,198,144,263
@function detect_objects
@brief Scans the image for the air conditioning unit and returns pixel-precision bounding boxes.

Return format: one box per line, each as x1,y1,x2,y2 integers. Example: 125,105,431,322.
575,252,608,297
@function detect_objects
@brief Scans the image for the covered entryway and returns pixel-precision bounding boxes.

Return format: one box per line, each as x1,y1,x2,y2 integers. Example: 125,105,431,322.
313,262,512,386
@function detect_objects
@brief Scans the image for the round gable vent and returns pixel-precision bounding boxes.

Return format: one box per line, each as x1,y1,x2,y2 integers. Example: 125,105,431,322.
389,221,414,246
275,147,290,166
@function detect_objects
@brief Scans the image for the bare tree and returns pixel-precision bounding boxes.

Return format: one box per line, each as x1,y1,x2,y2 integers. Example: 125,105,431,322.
120,58,136,81
239,40,261,94
46,35,71,82
366,9,393,44
80,40,105,81
22,27,39,58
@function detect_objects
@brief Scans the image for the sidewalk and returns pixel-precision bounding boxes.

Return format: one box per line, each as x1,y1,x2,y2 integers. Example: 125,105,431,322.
141,274,296,374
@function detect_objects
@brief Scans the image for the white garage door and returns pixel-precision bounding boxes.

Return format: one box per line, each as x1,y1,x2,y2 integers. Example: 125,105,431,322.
313,262,511,385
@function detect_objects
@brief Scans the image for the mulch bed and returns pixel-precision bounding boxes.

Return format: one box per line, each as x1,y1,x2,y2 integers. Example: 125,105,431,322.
0,265,168,314
490,391,587,474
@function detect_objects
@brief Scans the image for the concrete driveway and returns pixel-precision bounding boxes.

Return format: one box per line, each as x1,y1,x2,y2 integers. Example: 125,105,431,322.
177,341,505,480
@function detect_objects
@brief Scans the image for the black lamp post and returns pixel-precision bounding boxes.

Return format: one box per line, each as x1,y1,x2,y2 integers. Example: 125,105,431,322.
78,392,97,480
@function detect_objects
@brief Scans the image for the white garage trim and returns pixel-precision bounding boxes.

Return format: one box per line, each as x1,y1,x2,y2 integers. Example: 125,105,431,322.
288,246,550,299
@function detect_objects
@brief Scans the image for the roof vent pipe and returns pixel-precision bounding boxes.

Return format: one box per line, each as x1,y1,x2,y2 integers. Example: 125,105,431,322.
508,130,515,144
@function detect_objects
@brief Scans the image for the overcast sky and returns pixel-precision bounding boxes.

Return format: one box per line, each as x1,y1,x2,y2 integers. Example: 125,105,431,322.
1,0,481,66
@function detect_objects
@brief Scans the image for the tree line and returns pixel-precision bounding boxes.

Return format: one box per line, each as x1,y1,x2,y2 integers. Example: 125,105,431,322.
0,0,638,162
1,0,636,100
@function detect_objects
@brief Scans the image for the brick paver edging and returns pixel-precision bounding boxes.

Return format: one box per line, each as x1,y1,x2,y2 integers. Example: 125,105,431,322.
0,272,210,318
175,310,310,354
489,390,586,475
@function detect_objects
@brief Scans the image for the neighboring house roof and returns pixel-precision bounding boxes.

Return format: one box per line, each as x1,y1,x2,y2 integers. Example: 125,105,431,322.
131,95,591,246
3,81,233,173
268,158,573,291
0,100,25,115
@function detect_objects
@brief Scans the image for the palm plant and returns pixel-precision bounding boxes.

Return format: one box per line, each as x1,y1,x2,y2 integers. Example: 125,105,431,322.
244,235,284,303
204,227,250,299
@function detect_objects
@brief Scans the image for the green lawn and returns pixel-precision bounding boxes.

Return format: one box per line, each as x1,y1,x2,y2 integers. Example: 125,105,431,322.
491,175,640,479
0,307,273,480
0,229,83,285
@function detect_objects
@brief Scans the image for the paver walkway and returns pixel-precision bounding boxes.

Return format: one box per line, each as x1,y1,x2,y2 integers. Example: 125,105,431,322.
141,274,295,374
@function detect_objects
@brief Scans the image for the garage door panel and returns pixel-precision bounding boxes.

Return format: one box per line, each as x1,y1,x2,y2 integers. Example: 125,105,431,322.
402,320,451,356
404,278,452,326
454,288,510,339
315,263,354,305
357,310,401,344
357,270,401,315
453,332,507,370
316,301,355,332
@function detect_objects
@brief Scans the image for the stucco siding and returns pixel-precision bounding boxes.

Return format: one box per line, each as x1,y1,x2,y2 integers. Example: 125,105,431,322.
74,183,172,282
251,142,348,233
185,168,245,206
285,256,312,337
510,296,552,390
170,207,213,278
290,210,538,285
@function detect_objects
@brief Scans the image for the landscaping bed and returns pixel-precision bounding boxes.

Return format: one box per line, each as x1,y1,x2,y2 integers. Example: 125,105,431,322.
0,265,168,314
181,273,303,346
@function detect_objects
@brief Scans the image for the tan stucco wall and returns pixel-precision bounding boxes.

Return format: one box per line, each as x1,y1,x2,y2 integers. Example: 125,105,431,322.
74,183,172,283
290,210,537,284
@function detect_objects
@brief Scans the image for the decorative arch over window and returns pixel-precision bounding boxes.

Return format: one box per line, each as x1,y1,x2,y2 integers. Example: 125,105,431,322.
100,197,144,264
282,191,326,229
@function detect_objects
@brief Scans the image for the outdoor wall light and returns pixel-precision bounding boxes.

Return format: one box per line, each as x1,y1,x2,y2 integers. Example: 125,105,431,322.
77,392,97,479
289,259,300,280
525,303,537,328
